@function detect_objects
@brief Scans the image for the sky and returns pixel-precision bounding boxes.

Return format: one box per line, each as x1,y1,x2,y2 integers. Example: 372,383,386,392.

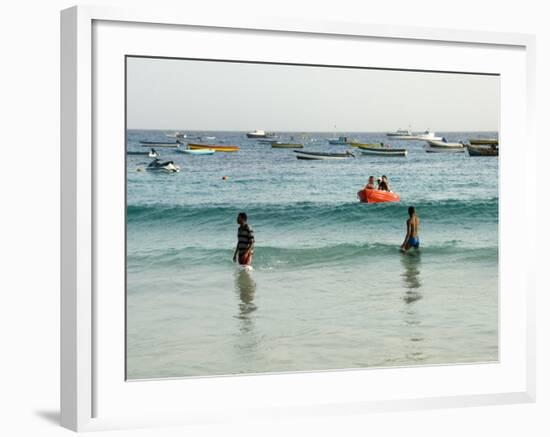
126,57,499,132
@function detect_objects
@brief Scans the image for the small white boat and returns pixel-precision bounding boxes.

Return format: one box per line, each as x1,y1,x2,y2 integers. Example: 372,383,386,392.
388,129,442,141
426,139,463,148
413,130,442,141
295,150,355,160
166,131,187,139
328,136,355,145
176,147,215,155
246,129,276,138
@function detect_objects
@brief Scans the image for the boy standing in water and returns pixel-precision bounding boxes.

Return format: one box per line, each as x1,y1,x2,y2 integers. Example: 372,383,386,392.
401,206,420,252
233,212,255,266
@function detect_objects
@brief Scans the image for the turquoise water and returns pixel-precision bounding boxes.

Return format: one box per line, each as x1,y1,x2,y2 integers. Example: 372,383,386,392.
126,130,498,379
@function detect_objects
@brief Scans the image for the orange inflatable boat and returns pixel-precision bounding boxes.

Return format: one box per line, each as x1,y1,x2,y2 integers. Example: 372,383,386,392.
357,188,400,203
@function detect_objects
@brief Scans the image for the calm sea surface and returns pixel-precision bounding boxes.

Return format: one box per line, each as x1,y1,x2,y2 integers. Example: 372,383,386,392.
126,130,498,379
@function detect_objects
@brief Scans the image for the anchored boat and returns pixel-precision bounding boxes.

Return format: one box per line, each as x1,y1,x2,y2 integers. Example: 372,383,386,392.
357,188,400,203
246,129,276,138
188,143,239,152
468,138,498,146
424,138,465,153
426,139,464,147
328,136,354,145
425,145,464,153
414,130,443,141
140,140,179,147
295,150,355,160
272,143,304,148
176,147,215,155
466,145,498,157
356,144,407,156
386,129,413,139
386,129,442,141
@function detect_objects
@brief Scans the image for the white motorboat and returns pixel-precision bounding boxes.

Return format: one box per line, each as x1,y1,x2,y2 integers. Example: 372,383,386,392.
386,128,413,139
387,129,442,141
246,129,276,138
166,131,188,139
176,147,215,155
413,130,443,141
426,139,464,148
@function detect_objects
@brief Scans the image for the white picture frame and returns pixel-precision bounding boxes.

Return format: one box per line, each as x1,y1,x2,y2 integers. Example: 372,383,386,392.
60,5,536,432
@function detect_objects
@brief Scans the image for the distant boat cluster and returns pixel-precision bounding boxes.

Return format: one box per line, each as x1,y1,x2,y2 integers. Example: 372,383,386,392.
385,128,499,156
243,128,498,158
130,127,498,171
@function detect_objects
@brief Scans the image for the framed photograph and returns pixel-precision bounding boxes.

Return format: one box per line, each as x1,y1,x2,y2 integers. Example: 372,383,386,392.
61,5,536,431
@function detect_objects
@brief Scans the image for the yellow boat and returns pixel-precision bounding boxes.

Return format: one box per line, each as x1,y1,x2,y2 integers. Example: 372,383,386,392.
188,143,239,152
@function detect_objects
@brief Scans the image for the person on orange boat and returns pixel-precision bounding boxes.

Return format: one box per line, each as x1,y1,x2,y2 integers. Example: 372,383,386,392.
401,206,420,252
379,175,391,192
233,212,255,266
365,176,375,189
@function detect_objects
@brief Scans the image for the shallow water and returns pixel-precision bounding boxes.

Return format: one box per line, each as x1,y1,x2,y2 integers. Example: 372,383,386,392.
126,130,498,379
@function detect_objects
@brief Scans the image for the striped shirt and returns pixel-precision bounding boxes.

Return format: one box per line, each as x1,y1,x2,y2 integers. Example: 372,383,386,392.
237,224,254,253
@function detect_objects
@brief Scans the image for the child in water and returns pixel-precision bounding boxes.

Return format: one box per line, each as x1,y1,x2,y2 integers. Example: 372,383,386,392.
401,206,420,252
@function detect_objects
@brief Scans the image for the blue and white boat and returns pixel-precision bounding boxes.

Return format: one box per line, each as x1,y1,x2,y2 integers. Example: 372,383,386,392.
176,147,215,155
327,136,354,145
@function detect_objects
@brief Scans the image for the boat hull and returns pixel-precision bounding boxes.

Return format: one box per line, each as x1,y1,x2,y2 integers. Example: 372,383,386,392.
140,141,179,147
426,140,464,148
141,143,179,149
357,189,400,203
425,145,464,153
177,148,215,155
295,151,353,160
272,143,304,148
188,143,239,152
388,135,443,141
357,145,407,156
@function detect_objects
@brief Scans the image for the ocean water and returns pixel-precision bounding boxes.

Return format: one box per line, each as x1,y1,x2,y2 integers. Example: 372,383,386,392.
126,130,499,379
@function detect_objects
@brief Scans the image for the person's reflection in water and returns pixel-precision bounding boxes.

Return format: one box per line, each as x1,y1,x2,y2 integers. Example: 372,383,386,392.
400,252,425,363
401,252,422,304
234,270,257,334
